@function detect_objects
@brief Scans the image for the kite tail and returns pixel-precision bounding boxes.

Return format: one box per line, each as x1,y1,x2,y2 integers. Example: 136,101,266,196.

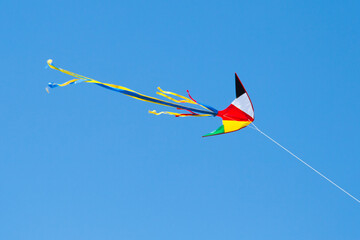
46,59,136,92
149,110,212,117
46,59,218,117
153,87,217,117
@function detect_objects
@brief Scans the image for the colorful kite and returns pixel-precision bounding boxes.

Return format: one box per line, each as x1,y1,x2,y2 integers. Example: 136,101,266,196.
46,59,254,137
46,59,360,204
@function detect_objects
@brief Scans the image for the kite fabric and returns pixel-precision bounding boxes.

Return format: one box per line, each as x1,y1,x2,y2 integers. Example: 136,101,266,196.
46,59,254,137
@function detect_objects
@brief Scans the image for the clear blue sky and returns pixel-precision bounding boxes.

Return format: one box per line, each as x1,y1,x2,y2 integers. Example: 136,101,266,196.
1,0,359,239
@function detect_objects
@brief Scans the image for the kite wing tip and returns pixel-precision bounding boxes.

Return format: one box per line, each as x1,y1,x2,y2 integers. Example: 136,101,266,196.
202,125,225,137
47,59,53,65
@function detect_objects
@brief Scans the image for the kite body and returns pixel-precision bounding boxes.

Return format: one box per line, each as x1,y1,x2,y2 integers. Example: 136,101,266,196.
46,60,254,137
203,73,254,137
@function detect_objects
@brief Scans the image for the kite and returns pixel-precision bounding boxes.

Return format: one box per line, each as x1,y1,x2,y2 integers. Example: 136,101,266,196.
46,59,254,137
46,59,360,204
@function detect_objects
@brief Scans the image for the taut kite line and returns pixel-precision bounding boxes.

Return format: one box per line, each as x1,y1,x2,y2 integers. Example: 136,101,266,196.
46,59,359,204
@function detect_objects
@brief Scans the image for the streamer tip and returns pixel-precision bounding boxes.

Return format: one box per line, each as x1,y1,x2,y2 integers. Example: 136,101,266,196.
148,110,158,115
47,82,57,89
47,59,53,65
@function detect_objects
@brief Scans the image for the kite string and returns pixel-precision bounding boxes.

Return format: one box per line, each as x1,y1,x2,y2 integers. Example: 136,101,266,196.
250,123,360,205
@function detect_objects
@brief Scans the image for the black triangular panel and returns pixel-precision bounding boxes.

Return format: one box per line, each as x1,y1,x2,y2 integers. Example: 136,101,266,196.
235,73,245,98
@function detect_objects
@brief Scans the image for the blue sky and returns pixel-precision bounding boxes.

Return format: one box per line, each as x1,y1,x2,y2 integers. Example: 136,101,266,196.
1,0,359,239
